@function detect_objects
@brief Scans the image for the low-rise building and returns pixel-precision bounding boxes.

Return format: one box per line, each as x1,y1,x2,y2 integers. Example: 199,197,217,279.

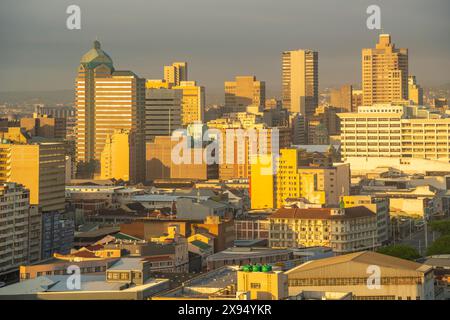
286,251,435,300
268,206,379,254
205,247,294,271
1,258,170,300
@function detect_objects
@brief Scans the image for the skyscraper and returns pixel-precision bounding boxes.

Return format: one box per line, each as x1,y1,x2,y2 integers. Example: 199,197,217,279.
164,62,188,86
408,75,424,105
0,128,66,213
144,88,182,143
75,41,146,182
172,81,205,126
362,34,409,106
224,76,266,112
330,85,352,111
282,50,318,117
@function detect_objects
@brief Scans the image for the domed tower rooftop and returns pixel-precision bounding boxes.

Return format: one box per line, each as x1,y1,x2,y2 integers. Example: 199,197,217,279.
80,40,114,69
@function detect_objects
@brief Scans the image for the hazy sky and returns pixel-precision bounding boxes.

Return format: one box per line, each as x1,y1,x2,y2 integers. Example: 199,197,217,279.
0,0,449,98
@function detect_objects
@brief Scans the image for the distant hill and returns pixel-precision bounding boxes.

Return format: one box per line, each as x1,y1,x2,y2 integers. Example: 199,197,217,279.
0,90,74,106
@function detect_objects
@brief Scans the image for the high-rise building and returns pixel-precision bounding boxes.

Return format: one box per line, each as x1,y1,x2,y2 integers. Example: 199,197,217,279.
362,34,409,106
145,88,182,143
0,183,41,275
250,148,350,209
20,113,66,140
224,76,265,112
164,62,187,86
339,104,450,162
100,129,134,181
408,76,424,105
330,85,352,111
282,50,318,117
207,116,291,181
75,41,146,182
0,128,66,213
145,136,218,181
351,89,363,112
172,81,205,125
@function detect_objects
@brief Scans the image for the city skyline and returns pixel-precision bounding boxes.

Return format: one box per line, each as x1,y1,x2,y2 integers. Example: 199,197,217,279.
0,0,449,99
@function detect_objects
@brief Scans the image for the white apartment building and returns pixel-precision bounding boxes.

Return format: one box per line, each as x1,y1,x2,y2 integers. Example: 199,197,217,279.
339,105,450,162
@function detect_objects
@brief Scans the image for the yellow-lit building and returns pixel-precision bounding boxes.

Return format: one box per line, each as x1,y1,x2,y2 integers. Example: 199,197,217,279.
0,128,66,212
100,129,131,181
172,81,205,125
224,76,265,112
164,62,187,86
75,41,145,183
282,50,318,117
207,116,291,181
408,75,423,105
237,269,288,300
339,105,450,162
250,148,350,209
268,206,378,253
146,79,170,89
362,34,409,106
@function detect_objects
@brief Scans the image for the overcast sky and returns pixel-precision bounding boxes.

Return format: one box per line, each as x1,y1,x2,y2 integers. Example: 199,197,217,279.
0,0,449,96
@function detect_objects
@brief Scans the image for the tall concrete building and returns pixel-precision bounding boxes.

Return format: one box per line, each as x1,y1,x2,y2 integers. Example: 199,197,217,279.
145,88,182,143
0,128,66,213
362,34,409,106
145,136,218,181
339,105,450,162
330,85,352,111
75,41,146,182
250,148,350,209
224,76,266,112
20,114,66,140
164,62,187,86
0,183,41,276
282,50,318,117
172,81,205,126
100,129,133,181
408,75,424,105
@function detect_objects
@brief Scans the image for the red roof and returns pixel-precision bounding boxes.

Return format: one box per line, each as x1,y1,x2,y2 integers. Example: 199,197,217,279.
143,255,173,262
270,206,374,220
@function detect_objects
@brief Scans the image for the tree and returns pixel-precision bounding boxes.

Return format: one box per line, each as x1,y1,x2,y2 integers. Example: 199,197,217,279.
377,244,421,261
429,220,450,236
426,235,450,256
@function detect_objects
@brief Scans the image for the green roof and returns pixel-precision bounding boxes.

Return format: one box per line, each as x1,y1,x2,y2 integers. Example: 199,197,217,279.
190,240,211,251
113,232,143,241
80,40,114,69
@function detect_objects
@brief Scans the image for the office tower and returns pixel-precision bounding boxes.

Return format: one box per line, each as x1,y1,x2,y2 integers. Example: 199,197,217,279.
164,62,188,86
290,113,306,145
408,76,424,105
330,85,352,111
362,34,409,106
0,183,41,275
339,105,450,161
282,50,318,117
145,136,218,181
207,117,291,180
265,98,282,110
351,89,363,112
172,81,205,125
224,76,266,112
20,113,66,139
0,128,66,213
250,148,350,209
100,129,133,181
145,88,182,143
75,41,146,182
146,79,170,89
